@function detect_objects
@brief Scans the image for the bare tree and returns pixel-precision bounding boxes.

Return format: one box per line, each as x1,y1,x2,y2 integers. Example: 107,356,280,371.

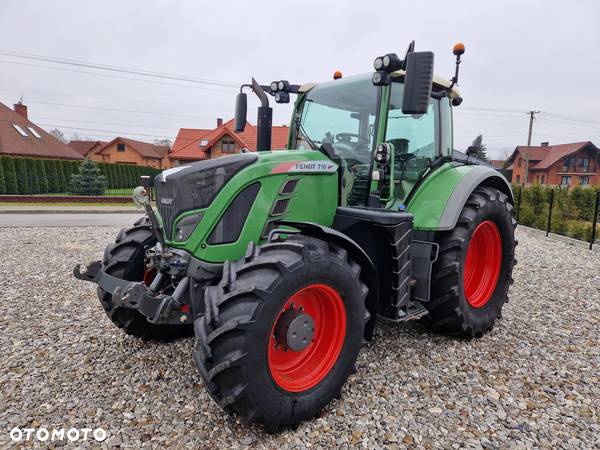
154,138,172,147
49,128,67,143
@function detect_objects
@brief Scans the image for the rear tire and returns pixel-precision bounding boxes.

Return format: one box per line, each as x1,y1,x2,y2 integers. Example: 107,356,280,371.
193,236,369,428
98,217,193,341
423,187,517,338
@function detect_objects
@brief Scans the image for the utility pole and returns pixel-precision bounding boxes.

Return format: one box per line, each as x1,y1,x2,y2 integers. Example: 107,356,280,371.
524,110,540,185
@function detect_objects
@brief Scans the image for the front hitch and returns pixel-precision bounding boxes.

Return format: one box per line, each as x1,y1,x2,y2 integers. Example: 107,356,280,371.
73,261,191,325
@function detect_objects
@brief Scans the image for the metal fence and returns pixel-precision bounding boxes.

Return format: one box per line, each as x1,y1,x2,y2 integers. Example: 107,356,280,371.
515,185,600,250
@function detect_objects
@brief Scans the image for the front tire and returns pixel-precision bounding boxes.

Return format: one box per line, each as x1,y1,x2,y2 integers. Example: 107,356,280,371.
98,217,193,341
193,236,369,428
423,187,517,338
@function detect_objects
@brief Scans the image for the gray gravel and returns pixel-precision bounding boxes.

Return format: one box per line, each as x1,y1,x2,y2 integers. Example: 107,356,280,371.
0,225,598,449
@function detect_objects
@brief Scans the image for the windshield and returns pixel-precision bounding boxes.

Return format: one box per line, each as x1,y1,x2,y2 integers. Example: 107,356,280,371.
294,75,377,166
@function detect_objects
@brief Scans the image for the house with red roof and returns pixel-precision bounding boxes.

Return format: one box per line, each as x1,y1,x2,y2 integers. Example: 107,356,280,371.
507,141,600,186
68,140,105,158
0,101,83,160
170,118,289,164
70,136,171,169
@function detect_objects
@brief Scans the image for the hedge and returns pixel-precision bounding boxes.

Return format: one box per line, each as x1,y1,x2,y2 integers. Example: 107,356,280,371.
0,155,162,195
2,157,18,194
515,183,600,241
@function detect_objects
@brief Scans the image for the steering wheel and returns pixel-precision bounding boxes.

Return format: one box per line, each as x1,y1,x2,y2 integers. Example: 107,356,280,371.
335,132,360,143
396,153,416,165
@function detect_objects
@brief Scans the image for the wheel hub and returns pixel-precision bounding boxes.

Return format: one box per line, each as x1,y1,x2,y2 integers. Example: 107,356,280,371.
274,306,315,352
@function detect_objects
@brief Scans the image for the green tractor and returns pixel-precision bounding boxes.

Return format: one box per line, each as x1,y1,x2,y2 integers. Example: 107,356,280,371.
75,42,516,428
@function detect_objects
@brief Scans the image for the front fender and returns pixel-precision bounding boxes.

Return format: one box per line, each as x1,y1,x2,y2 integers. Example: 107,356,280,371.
407,163,513,231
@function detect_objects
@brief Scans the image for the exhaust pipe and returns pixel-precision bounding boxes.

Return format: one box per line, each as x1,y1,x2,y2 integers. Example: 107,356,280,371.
251,78,273,151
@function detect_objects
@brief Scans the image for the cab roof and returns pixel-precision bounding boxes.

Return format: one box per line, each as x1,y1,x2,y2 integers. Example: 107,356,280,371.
299,71,461,99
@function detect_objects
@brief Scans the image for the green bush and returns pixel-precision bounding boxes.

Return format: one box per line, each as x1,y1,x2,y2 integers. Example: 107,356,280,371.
1,157,18,194
567,221,592,241
56,161,67,192
14,158,29,194
0,158,5,194
47,160,60,192
24,158,39,194
35,159,49,193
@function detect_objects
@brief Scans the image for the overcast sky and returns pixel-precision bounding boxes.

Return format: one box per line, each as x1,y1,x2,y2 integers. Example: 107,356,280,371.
1,0,599,158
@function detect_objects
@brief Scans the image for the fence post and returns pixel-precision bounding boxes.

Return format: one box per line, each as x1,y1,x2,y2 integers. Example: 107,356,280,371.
590,190,600,251
546,188,554,237
516,185,522,223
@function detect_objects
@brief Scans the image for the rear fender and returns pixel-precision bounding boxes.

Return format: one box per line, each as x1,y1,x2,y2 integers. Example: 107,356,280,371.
407,164,513,231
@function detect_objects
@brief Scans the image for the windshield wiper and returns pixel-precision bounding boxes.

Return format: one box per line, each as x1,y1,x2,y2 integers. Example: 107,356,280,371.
297,122,321,151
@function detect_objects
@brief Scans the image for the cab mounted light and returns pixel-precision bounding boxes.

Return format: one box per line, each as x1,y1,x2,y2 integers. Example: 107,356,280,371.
270,81,279,92
333,70,343,80
277,80,289,91
372,70,391,86
375,143,391,165
274,91,290,104
373,56,384,70
382,53,402,72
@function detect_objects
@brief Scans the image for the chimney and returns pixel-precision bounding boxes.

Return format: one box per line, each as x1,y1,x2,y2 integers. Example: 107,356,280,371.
14,101,28,119
216,117,223,127
541,142,549,147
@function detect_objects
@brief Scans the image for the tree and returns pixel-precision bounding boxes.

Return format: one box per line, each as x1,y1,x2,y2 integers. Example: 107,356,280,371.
70,158,108,195
25,159,40,194
56,160,67,192
45,160,60,192
469,135,489,161
49,128,67,143
14,158,29,194
35,159,49,193
1,157,18,194
154,138,172,147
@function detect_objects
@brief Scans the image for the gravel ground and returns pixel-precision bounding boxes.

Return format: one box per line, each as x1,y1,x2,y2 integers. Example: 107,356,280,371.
0,225,598,449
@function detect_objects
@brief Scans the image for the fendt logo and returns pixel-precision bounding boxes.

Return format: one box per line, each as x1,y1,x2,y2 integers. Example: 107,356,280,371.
271,160,339,174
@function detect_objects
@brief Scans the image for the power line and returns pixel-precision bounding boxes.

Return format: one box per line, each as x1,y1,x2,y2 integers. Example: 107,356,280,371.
37,123,175,139
0,59,235,93
12,99,214,120
0,50,238,88
31,115,175,131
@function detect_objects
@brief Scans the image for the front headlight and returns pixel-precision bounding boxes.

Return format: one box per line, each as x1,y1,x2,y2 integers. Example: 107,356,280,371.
175,213,204,241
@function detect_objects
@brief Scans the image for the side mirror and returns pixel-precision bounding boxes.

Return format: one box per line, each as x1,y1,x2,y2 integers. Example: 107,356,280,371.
234,92,247,132
402,51,434,115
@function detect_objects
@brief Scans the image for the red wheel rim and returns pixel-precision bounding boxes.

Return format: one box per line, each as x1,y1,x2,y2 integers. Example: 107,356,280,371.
463,220,502,308
268,283,346,392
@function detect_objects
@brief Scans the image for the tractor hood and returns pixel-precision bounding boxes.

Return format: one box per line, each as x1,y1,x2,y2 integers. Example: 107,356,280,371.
154,154,258,238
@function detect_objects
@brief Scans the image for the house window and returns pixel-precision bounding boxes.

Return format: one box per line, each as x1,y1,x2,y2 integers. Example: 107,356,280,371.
117,143,125,152
579,158,590,172
12,124,29,137
541,175,545,184
560,176,571,186
516,175,521,183
562,157,575,172
199,138,208,147
517,158,522,167
26,126,42,138
580,176,590,186
221,139,235,153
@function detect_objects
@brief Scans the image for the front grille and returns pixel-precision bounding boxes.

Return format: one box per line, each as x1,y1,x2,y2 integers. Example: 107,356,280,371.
155,181,177,238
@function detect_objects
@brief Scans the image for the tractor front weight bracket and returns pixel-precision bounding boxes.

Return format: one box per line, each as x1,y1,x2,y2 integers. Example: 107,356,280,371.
73,261,191,325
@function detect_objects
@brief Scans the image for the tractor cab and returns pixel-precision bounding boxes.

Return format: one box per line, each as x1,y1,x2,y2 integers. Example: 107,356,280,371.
236,41,465,211
291,71,460,209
